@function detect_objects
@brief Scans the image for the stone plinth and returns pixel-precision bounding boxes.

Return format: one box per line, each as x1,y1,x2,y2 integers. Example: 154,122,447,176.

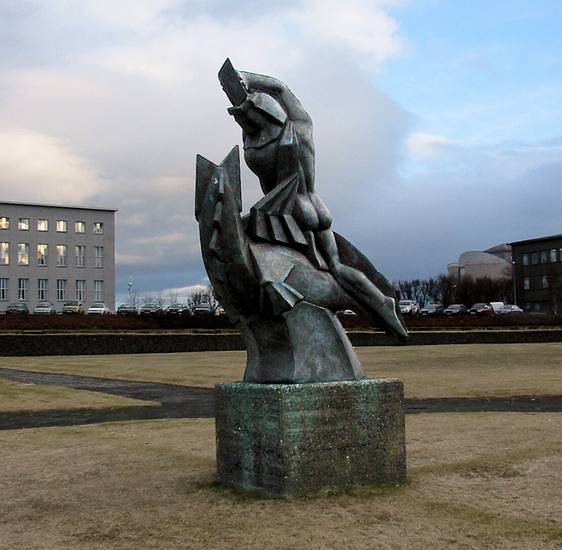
215,379,406,497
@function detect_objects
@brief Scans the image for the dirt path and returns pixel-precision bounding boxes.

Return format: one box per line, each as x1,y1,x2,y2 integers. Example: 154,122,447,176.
0,367,560,431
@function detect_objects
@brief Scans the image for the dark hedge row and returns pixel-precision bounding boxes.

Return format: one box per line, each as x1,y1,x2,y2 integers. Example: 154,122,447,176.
1,311,561,332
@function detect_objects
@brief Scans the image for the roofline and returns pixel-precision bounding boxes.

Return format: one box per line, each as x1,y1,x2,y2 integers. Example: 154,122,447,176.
510,233,562,246
0,200,117,212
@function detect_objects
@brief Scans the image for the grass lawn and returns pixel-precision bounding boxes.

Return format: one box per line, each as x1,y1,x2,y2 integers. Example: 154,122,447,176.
0,379,158,413
1,343,561,398
0,413,560,549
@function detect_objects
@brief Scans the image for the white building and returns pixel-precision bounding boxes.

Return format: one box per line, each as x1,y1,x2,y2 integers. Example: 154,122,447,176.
0,201,116,313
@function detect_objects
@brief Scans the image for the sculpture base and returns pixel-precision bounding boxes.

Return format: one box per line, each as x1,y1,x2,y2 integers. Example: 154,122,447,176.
215,379,406,497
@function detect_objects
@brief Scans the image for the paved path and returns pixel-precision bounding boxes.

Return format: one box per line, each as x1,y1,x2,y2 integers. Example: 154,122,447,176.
0,368,560,431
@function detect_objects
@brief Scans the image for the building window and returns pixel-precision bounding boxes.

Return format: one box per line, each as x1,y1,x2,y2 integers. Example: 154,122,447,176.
56,279,67,301
18,243,29,266
523,277,530,290
0,278,8,301
37,219,49,231
542,275,549,289
76,280,85,302
94,280,104,302
56,245,67,266
38,279,48,301
56,220,67,232
94,246,104,268
522,253,529,266
0,242,9,265
0,217,9,230
37,244,48,266
18,278,28,300
531,253,539,265
18,218,29,230
551,249,558,263
93,222,104,234
540,250,548,264
75,221,85,233
75,245,85,267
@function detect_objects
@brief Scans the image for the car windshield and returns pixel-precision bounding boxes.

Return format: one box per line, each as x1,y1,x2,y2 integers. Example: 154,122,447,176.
92,303,105,307
37,302,50,306
144,304,157,308
399,301,411,306
472,303,486,308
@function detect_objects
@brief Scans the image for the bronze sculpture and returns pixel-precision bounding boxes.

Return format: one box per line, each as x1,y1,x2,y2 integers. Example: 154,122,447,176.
196,59,408,384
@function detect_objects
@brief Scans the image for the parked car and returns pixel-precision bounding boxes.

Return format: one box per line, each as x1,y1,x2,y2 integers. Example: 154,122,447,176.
33,301,56,315
496,304,524,315
339,309,357,316
443,304,468,315
399,300,420,315
193,302,214,316
469,303,494,315
140,303,162,315
490,302,505,314
420,303,443,316
62,301,84,314
117,304,138,316
6,302,29,315
87,302,110,315
167,303,188,315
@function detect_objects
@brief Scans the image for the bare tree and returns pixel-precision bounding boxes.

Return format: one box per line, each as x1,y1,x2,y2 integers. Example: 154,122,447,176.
129,287,139,308
205,285,221,312
143,294,155,305
167,290,179,306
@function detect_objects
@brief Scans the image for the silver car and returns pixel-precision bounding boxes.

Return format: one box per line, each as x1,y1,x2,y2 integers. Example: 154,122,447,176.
33,301,56,315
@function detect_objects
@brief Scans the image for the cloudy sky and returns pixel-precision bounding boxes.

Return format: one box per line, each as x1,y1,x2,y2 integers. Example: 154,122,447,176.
1,0,561,302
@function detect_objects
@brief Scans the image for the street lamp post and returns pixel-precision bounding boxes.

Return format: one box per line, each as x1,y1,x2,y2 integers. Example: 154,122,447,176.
512,260,517,305
128,278,133,305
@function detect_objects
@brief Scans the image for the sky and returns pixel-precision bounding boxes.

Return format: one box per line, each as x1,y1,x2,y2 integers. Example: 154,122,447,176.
0,0,561,303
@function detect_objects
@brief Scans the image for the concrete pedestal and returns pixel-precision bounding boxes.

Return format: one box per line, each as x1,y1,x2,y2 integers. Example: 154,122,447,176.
215,379,406,497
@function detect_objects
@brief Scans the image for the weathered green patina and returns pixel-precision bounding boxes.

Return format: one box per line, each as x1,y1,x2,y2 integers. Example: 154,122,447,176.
215,379,406,497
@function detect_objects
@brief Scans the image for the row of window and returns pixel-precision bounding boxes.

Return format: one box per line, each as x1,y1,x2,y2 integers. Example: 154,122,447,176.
0,278,104,302
521,248,562,266
522,274,562,291
0,243,103,268
0,217,104,234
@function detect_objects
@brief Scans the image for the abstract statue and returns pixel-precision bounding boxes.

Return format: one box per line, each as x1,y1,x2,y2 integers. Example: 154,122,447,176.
196,59,408,384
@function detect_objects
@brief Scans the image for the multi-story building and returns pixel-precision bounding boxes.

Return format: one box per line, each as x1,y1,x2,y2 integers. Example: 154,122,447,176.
511,234,562,314
0,201,116,313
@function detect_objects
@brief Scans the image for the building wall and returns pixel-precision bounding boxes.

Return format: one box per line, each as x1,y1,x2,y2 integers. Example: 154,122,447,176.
0,202,116,313
512,235,562,314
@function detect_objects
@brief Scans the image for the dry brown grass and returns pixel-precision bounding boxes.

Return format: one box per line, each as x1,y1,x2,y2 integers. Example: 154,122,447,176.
2,343,561,399
0,413,560,549
0,379,158,413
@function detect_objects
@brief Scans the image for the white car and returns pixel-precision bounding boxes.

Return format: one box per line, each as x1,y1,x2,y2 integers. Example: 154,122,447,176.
87,302,111,315
497,304,524,315
399,300,420,315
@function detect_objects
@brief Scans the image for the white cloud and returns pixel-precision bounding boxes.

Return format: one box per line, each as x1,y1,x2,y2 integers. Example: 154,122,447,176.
406,132,449,159
0,128,104,203
297,0,406,64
